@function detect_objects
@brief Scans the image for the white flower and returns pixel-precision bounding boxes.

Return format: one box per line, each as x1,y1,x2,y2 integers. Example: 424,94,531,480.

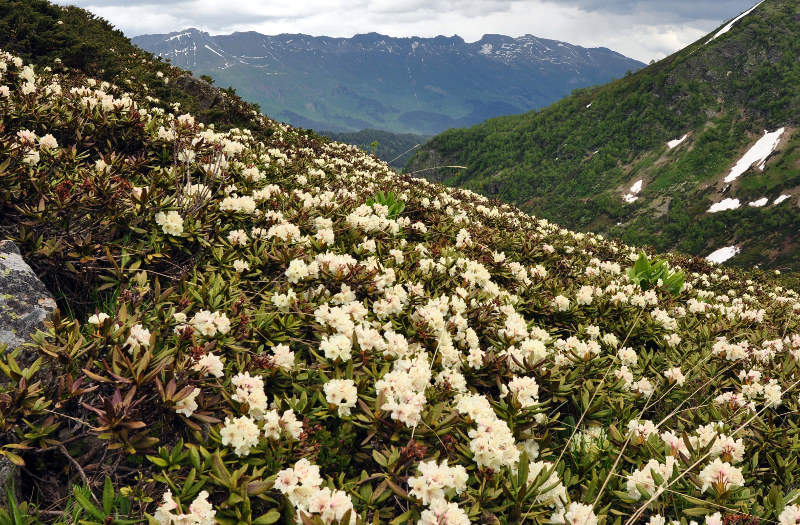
285,259,311,283
272,344,295,370
220,415,260,456
174,387,200,417
764,379,783,407
618,347,638,367
233,259,250,272
553,295,570,312
155,210,184,236
231,372,269,418
626,456,676,500
88,312,110,325
407,459,468,506
418,499,470,525
501,375,541,409
779,504,800,525
307,487,357,524
190,310,231,337
698,458,744,494
323,379,358,417
23,149,40,165
664,367,686,386
125,324,151,353
38,134,58,150
320,333,353,362
227,229,248,245
563,502,598,525
192,352,224,377
154,490,215,525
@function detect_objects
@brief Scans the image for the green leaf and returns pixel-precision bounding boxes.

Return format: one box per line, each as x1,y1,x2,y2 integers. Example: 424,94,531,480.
517,451,529,488
252,510,281,525
633,252,650,275
73,486,105,521
103,477,114,515
389,510,415,525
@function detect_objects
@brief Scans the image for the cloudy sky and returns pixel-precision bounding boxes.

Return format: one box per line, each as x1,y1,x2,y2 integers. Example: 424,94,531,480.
51,0,759,62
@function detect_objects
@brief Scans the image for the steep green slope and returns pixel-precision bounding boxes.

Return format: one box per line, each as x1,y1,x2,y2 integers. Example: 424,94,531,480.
407,0,800,270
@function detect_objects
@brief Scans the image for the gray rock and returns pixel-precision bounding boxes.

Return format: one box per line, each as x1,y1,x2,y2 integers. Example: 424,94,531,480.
0,456,21,507
173,74,226,112
0,240,57,508
0,240,56,370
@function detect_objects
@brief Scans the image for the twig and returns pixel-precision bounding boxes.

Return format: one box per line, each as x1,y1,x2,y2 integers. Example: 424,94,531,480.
58,442,100,505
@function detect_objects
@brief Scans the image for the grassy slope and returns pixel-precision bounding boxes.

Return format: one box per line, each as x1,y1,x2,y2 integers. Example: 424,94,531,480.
5,2,800,525
406,0,800,270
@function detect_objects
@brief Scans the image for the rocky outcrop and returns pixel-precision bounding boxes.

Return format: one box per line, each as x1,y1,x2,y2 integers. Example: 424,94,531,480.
0,240,56,369
0,240,56,506
173,74,226,111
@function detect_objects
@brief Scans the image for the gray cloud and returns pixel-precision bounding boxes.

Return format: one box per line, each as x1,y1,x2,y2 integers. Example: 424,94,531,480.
50,0,763,62
545,0,756,20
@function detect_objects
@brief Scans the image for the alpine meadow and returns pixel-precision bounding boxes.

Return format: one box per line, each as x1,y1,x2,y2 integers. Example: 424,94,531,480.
3,2,800,525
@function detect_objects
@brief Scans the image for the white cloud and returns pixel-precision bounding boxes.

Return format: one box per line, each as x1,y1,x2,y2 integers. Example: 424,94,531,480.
51,0,759,62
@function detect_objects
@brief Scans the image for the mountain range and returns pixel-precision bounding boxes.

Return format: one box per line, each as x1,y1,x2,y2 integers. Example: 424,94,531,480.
407,0,800,270
132,29,644,135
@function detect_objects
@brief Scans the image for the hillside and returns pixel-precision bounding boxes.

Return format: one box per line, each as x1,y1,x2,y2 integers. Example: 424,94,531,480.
406,0,800,271
132,29,644,135
6,2,800,525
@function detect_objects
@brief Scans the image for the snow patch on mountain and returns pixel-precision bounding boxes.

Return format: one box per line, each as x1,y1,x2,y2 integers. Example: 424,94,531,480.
706,246,740,264
749,198,768,207
723,128,784,184
623,180,643,203
204,45,224,58
667,134,688,149
709,1,765,42
774,195,791,205
708,198,741,213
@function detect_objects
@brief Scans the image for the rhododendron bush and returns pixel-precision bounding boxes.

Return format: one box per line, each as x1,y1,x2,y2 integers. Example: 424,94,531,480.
4,45,800,525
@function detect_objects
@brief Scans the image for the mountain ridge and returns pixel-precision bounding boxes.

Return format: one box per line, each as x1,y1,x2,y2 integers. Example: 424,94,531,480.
132,28,644,134
406,0,800,270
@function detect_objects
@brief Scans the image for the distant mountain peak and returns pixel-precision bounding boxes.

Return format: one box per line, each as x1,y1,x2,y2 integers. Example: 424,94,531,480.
133,29,643,135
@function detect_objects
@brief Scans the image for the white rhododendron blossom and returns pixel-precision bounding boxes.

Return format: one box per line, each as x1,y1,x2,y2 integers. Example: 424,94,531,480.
155,210,184,236
192,352,224,378
698,458,744,494
323,378,358,417
125,324,151,353
87,312,110,325
274,459,356,524
407,459,468,506
153,490,215,525
626,456,677,500
231,372,269,417
220,415,260,456
174,387,200,417
190,310,231,337
417,499,470,525
779,505,800,525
